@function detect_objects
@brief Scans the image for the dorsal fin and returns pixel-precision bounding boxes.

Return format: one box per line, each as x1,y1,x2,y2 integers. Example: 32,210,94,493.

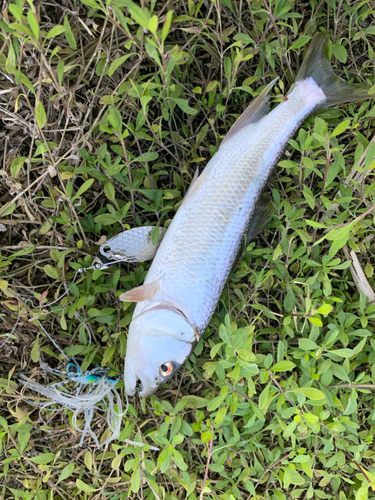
119,280,160,302
221,77,279,145
185,167,199,199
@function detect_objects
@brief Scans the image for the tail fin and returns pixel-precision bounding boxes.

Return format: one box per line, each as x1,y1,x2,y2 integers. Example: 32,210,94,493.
296,33,371,109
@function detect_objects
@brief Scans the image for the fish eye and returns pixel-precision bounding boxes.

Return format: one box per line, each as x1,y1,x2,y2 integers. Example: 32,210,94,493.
160,361,174,377
67,362,81,376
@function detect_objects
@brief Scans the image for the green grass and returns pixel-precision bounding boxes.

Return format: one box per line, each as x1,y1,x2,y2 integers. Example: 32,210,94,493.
1,0,375,498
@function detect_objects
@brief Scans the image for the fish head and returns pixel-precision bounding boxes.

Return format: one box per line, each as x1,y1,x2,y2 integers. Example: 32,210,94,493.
124,308,196,397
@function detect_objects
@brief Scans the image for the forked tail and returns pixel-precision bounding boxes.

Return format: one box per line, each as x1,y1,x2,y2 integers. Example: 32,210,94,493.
295,33,370,109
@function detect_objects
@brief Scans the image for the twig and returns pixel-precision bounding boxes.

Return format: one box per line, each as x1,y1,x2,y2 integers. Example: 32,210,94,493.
252,454,289,494
199,425,214,500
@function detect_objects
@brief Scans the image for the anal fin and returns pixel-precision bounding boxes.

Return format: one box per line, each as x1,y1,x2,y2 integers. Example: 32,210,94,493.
246,194,275,242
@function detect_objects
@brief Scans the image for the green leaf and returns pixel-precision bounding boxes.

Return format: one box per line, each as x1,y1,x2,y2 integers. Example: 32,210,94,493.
128,2,150,28
27,10,39,39
64,15,77,50
133,152,159,163
308,316,323,327
317,303,333,314
31,338,39,363
148,14,158,34
283,288,295,312
76,479,98,493
289,387,325,400
44,264,59,279
233,33,255,44
330,119,350,138
207,394,226,411
288,35,311,51
302,184,315,210
355,485,369,500
1,202,16,217
36,101,47,129
168,97,197,115
57,463,75,483
102,345,116,365
104,181,116,202
79,0,101,8
108,53,134,77
45,25,66,40
333,42,347,63
29,453,55,465
271,361,296,372
131,466,141,493
299,338,319,351
75,178,95,199
325,223,353,241
327,348,354,358
162,11,173,43
10,156,26,177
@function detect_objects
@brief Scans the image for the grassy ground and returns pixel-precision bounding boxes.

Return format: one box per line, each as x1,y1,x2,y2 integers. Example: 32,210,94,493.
1,0,375,498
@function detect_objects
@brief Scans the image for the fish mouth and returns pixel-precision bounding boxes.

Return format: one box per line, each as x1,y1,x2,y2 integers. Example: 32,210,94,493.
136,375,158,398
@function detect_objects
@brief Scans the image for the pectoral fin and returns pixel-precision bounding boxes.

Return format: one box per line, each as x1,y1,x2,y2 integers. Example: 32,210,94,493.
119,280,160,302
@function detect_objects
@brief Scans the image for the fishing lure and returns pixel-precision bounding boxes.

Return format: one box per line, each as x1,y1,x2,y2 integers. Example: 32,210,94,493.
20,358,122,447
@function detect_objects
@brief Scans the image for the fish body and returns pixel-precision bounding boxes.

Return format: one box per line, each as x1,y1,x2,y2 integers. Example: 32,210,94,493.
134,78,324,332
121,34,371,397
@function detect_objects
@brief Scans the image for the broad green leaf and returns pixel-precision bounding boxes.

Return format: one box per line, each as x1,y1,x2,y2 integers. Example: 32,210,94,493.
168,97,197,115
75,178,95,198
31,338,39,363
45,25,66,40
270,361,296,372
327,348,354,358
355,485,368,500
333,42,347,63
325,223,353,241
162,11,173,43
27,10,39,39
299,338,319,351
308,316,323,327
102,345,116,365
64,15,77,50
104,181,115,202
289,387,325,400
57,463,75,483
317,303,333,314
29,453,55,464
44,264,59,279
330,119,350,138
108,53,134,77
10,156,26,177
76,479,98,492
148,14,158,33
283,288,295,312
36,101,47,129
288,35,311,51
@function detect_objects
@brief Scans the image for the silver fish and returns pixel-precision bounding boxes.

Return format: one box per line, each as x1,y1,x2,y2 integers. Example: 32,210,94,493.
120,34,370,397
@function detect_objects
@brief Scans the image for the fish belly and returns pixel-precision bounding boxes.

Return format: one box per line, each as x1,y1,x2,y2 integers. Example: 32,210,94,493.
136,79,325,333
